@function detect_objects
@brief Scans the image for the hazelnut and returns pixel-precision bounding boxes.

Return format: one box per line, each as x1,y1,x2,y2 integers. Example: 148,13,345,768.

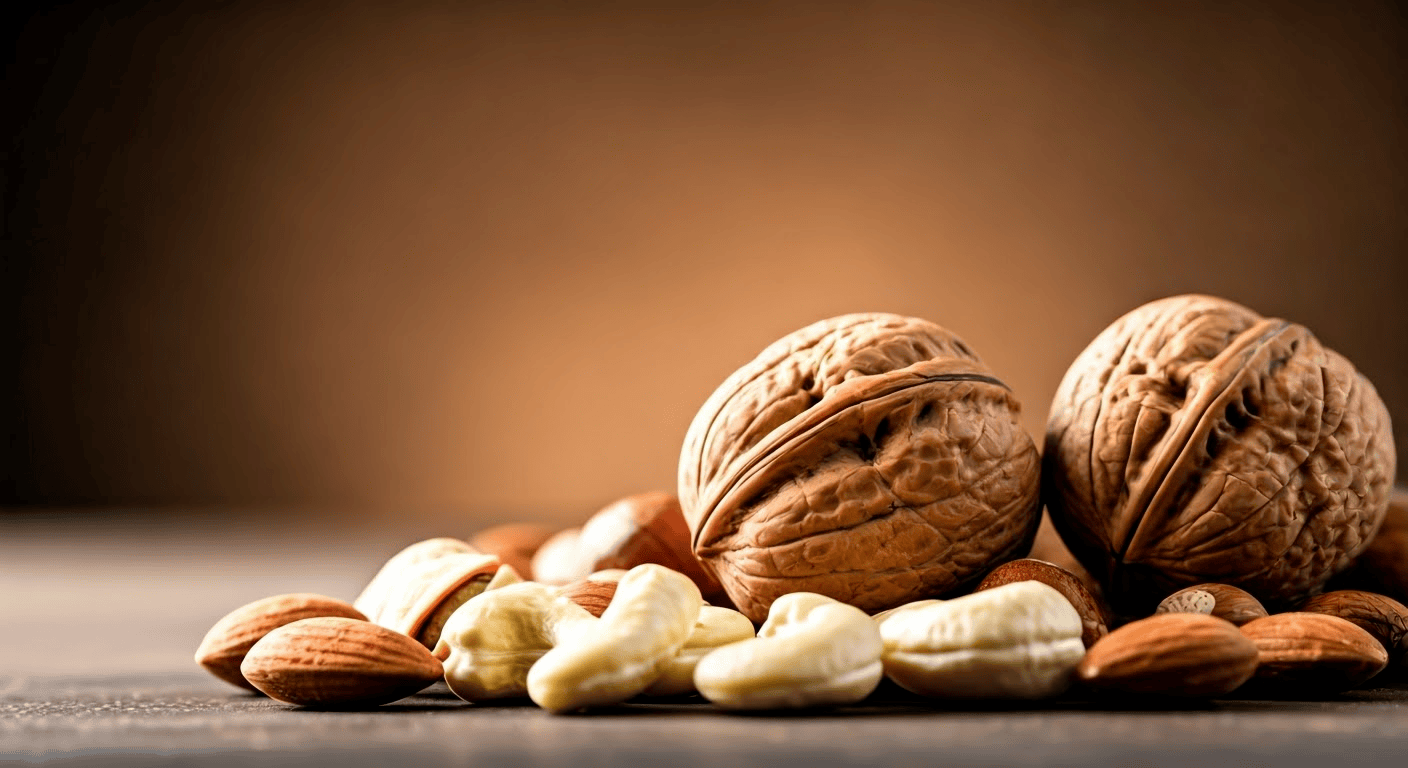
469,523,555,581
1044,295,1396,616
679,313,1041,623
531,493,723,600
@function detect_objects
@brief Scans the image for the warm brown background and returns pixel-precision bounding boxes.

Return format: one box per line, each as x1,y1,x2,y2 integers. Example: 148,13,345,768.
5,0,1406,526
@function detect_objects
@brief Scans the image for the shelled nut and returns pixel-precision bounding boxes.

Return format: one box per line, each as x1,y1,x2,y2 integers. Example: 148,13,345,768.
976,559,1109,648
1156,583,1268,627
195,594,367,691
1300,590,1408,672
1239,613,1388,693
241,617,444,707
1076,613,1259,697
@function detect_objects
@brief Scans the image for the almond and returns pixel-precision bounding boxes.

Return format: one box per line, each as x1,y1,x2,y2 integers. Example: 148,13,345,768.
977,558,1109,648
1156,583,1268,626
1076,613,1259,697
240,617,444,707
560,579,618,618
1239,612,1388,693
195,594,366,691
1300,590,1408,667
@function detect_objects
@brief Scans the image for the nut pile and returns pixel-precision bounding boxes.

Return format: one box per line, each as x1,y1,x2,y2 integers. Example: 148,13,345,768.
196,297,1404,712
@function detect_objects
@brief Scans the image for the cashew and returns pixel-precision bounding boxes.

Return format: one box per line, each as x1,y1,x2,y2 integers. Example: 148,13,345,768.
693,593,883,710
871,599,944,625
878,580,1085,699
642,606,756,696
527,563,702,713
437,582,595,701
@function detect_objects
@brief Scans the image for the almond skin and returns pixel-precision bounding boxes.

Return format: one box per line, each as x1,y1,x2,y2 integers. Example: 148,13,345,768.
560,579,618,618
977,558,1109,648
241,617,444,707
1157,584,1268,627
1077,613,1259,697
1300,590,1408,669
195,594,366,691
1239,612,1388,693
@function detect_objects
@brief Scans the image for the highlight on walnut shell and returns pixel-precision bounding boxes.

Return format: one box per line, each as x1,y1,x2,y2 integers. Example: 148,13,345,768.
679,313,1042,623
1043,295,1396,617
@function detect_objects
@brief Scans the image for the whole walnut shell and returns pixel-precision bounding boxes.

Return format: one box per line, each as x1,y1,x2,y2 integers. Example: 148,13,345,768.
679,312,1041,623
1044,295,1396,616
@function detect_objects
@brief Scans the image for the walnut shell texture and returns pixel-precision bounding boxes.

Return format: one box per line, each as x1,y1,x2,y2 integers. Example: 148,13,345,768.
1044,295,1396,615
679,313,1041,623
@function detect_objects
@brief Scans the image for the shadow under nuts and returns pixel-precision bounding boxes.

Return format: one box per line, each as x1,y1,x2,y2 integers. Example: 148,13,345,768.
679,313,1041,623
1044,295,1396,616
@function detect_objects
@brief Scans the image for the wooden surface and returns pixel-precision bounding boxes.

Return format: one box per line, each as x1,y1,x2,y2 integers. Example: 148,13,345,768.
4,510,1408,767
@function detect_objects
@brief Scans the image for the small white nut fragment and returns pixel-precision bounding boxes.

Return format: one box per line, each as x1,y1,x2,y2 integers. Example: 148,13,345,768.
693,593,883,710
1156,589,1216,616
527,564,703,713
878,581,1085,699
642,606,756,696
438,582,595,701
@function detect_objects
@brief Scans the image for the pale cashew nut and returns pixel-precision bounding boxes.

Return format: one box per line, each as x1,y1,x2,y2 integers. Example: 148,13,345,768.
870,599,944,625
878,580,1085,699
693,592,883,710
642,606,756,696
527,563,703,713
437,582,595,701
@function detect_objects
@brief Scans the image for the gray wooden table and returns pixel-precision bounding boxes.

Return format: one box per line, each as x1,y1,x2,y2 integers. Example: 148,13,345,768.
4,511,1407,767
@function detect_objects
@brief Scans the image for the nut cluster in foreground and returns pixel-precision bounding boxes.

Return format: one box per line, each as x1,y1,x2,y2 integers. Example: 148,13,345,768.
195,299,1403,711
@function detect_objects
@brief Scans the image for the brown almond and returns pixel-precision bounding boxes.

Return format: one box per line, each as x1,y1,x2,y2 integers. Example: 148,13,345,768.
560,579,618,618
1157,583,1268,627
977,558,1109,648
240,617,444,707
469,523,555,581
1300,591,1408,671
1077,613,1259,697
195,594,366,691
1239,612,1388,693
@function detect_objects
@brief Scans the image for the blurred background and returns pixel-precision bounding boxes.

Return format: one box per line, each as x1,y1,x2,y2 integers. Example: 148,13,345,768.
5,0,1406,529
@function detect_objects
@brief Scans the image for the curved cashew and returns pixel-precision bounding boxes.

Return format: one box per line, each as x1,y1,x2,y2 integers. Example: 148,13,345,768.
526,563,702,712
871,599,944,626
878,580,1085,699
437,582,595,701
693,593,883,710
642,606,756,696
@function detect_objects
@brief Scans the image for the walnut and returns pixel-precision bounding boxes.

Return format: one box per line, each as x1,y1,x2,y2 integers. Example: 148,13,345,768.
1043,295,1396,616
678,313,1041,623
